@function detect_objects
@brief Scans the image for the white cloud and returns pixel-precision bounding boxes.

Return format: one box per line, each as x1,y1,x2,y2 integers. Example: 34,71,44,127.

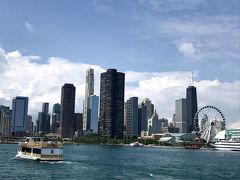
25,21,33,32
138,0,204,12
135,11,240,61
7,50,22,58
177,40,201,59
0,48,239,128
228,121,240,129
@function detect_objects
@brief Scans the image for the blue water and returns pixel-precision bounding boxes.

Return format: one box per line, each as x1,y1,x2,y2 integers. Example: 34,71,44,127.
0,144,239,180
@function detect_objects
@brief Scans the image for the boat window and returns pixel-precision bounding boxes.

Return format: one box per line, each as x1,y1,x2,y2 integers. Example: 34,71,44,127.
51,150,54,154
33,148,41,154
22,147,31,153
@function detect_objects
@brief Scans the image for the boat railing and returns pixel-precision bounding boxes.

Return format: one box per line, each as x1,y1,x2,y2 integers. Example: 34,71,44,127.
22,141,63,148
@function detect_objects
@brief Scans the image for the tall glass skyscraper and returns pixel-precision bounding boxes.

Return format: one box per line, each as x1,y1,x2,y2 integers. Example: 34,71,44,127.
52,103,60,133
89,95,99,133
99,69,125,138
186,86,198,133
11,96,28,136
39,102,50,133
124,97,138,137
138,102,148,134
175,98,187,133
83,68,94,131
60,83,76,138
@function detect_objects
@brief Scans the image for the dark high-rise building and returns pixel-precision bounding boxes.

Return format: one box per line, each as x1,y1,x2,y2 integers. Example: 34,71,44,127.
99,69,125,138
52,103,61,133
27,115,33,135
38,103,50,133
74,113,83,132
138,102,148,134
186,86,198,133
0,105,11,137
124,97,138,137
142,98,154,119
11,96,28,136
36,118,39,133
60,83,76,138
52,103,61,114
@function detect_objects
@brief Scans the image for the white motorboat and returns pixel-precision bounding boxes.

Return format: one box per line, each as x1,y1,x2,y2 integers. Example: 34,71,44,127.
212,137,240,151
129,142,144,147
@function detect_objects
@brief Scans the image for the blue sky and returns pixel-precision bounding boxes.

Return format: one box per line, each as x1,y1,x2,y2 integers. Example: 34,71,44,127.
0,0,239,126
0,0,239,81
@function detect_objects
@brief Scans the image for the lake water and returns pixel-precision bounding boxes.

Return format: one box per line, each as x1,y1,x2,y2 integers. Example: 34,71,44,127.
0,144,239,179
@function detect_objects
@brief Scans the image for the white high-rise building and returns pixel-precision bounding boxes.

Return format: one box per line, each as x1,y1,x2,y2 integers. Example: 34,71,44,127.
175,98,187,133
83,68,94,130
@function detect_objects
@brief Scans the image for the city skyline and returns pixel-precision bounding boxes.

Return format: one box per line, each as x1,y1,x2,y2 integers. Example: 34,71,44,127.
0,0,239,128
0,59,239,128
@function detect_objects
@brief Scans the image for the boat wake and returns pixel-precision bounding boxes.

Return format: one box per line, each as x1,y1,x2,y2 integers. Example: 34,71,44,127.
11,156,18,160
12,154,21,160
40,160,76,164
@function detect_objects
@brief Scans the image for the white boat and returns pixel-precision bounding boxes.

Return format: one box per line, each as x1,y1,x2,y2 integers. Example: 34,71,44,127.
212,137,240,151
16,137,63,161
129,142,144,147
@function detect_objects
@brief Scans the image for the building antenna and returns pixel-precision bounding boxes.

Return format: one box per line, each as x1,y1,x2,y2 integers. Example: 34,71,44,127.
191,71,194,86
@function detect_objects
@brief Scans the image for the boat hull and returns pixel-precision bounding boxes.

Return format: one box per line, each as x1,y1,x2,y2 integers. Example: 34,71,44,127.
214,146,240,151
16,151,38,160
184,146,200,149
215,148,240,151
213,142,240,151
16,151,63,161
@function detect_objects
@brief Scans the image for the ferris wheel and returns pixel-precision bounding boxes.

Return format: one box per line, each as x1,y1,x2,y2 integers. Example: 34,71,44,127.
193,105,226,143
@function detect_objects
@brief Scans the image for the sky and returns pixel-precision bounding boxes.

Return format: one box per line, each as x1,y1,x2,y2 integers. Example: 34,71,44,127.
0,0,239,128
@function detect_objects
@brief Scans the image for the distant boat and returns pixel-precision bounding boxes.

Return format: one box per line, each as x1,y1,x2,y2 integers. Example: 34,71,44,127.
16,137,63,161
129,142,144,147
184,145,201,149
212,137,240,151
184,137,201,149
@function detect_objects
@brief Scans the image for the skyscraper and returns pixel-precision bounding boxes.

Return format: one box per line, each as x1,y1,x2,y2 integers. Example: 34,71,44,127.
138,102,148,134
74,113,83,132
186,86,198,133
159,118,168,133
27,115,33,135
11,96,28,136
0,105,11,137
148,111,160,135
60,83,76,138
142,98,154,119
89,95,99,133
175,98,187,133
124,97,138,137
52,103,61,114
52,103,61,134
99,69,125,138
83,68,94,131
39,102,50,133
